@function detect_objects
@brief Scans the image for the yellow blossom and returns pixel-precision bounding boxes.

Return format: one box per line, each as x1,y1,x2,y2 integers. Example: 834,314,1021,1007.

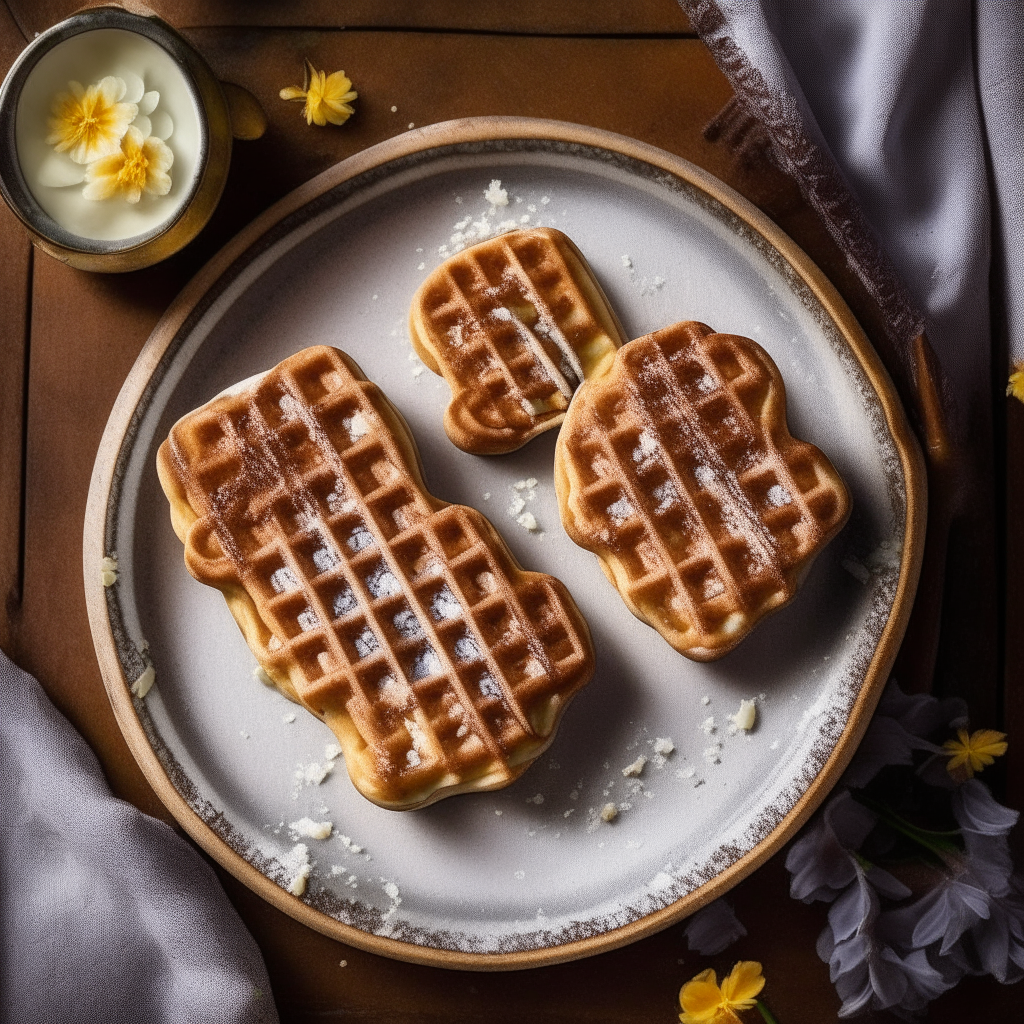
279,59,357,126
82,126,173,204
944,728,1008,779
1008,362,1024,404
46,76,137,164
679,961,766,1024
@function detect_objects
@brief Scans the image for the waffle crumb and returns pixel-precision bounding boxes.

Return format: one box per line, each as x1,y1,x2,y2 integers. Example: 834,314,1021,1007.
729,699,757,732
131,665,155,698
100,555,118,587
622,756,647,778
600,802,618,822
653,737,675,756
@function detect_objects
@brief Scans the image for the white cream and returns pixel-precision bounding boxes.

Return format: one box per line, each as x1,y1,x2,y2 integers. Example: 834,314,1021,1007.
15,28,201,241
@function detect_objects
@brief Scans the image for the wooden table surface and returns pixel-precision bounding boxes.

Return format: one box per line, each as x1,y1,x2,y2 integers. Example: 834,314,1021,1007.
2,3,1020,1021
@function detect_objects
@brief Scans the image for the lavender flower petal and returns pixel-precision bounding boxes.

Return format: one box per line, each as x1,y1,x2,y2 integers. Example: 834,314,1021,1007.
786,792,878,902
968,880,1024,984
683,898,747,955
843,715,942,788
962,831,1014,895
953,780,1020,836
876,681,968,737
910,878,991,954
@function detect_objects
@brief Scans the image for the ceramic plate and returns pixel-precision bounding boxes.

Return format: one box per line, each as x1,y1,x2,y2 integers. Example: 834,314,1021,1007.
85,118,925,969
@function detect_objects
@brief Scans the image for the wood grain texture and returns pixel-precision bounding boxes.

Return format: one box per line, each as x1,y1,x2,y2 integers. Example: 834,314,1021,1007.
5,0,694,36
0,5,1017,1021
0,0,30,654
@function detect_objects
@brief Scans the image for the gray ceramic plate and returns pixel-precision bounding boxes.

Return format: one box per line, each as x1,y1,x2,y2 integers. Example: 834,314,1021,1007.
85,118,925,969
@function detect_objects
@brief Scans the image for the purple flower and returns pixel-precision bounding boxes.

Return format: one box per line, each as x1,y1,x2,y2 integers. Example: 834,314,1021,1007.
842,680,959,789
683,898,746,956
786,792,906,904
786,792,877,902
817,863,948,1017
968,881,1024,983
952,779,1020,836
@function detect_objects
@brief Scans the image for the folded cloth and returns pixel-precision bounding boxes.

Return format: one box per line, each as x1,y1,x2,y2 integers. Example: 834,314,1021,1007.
681,0,1024,409
0,647,279,1024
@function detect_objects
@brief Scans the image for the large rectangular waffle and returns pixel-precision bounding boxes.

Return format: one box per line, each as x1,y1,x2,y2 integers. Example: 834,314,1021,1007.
157,346,594,809
409,227,626,454
554,321,850,661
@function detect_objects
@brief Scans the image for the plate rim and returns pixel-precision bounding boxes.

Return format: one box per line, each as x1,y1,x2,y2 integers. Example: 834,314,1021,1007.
83,115,927,971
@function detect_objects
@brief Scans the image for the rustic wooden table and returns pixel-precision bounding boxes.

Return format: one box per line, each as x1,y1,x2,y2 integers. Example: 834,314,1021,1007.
1,2,1020,1020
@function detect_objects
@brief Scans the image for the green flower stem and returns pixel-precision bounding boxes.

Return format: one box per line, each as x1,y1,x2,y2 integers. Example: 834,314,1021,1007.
854,794,961,860
756,999,780,1024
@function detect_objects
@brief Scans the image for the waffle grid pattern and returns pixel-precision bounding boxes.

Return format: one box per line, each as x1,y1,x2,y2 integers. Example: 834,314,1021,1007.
164,347,592,805
412,228,619,449
559,322,848,657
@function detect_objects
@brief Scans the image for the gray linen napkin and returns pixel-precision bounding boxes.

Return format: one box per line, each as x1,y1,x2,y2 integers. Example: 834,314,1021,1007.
0,647,279,1024
681,0,1024,405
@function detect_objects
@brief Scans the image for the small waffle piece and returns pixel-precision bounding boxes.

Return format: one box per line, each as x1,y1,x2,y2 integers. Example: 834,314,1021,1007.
554,321,851,661
409,227,626,453
157,346,594,810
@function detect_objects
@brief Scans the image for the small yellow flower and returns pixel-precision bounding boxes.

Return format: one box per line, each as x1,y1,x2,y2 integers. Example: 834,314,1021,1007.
82,126,173,204
1008,362,1024,404
944,728,1008,779
46,76,137,164
279,59,357,126
679,961,766,1024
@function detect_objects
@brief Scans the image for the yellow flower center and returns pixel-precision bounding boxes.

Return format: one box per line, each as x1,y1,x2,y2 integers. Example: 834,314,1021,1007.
118,149,149,191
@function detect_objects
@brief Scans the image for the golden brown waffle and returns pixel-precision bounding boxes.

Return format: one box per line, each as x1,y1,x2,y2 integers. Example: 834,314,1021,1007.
409,227,626,454
554,321,851,661
157,346,594,810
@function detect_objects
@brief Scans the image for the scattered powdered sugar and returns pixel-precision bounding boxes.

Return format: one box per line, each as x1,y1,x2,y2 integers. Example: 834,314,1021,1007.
606,496,633,525
703,743,722,765
653,480,679,513
429,586,462,621
281,843,312,896
393,608,423,639
411,646,443,680
297,608,319,632
701,717,716,735
653,737,674,756
270,566,300,593
484,179,508,206
454,635,481,662
343,410,369,442
366,564,401,598
290,817,333,840
338,834,365,855
353,627,378,659
294,760,334,786
766,483,792,507
633,430,659,462
507,478,542,533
